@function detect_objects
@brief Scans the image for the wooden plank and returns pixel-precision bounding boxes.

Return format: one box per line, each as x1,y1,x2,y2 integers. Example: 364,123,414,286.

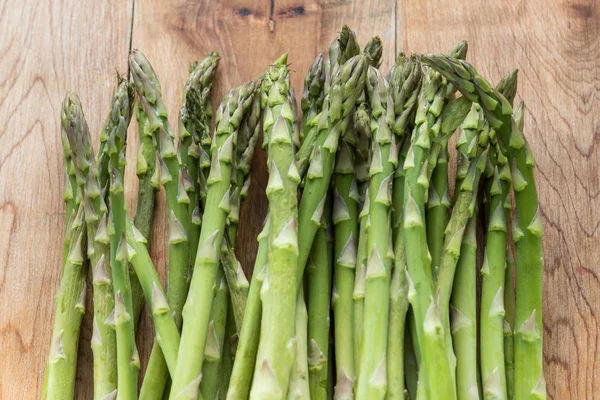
0,0,132,398
397,0,600,398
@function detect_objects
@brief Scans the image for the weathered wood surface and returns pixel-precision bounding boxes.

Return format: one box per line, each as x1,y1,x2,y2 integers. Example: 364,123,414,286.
0,0,597,398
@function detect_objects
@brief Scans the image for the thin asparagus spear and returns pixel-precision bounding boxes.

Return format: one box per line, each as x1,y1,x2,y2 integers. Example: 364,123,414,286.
356,65,396,399
300,53,325,146
130,50,194,399
221,238,250,332
363,36,383,68
179,52,220,263
387,231,409,400
308,196,333,400
132,101,157,328
297,53,367,286
46,93,90,400
403,62,452,400
504,249,517,400
89,79,135,399
287,284,311,399
480,143,512,399
226,217,269,399
106,81,139,399
450,213,480,399
352,190,368,379
426,42,468,273
386,52,422,400
125,219,180,373
331,139,359,397
170,80,255,399
219,309,237,400
423,54,546,399
200,273,230,399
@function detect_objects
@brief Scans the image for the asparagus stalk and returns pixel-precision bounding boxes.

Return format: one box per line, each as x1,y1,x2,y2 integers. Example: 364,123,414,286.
356,65,396,399
89,80,135,399
179,52,220,262
170,80,255,399
331,139,359,397
226,217,270,399
219,310,237,399
250,54,299,400
352,190,368,379
386,52,422,400
480,143,512,399
504,249,517,400
46,93,90,400
200,272,230,399
300,53,325,147
130,50,194,399
403,63,452,400
287,285,311,399
422,54,546,399
221,238,250,332
387,233,409,400
105,80,139,399
308,196,333,400
425,42,468,273
450,214,480,399
297,53,367,286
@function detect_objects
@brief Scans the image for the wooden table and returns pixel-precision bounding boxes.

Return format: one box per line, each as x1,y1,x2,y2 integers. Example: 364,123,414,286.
1,0,596,398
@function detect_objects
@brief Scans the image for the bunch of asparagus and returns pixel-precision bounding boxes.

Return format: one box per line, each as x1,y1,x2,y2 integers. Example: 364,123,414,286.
44,25,545,400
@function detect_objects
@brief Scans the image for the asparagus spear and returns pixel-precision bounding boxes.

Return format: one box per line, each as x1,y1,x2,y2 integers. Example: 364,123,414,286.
479,73,515,398
200,272,230,399
450,214,480,399
403,64,452,400
422,54,546,399
170,80,255,399
125,220,181,373
250,54,299,400
425,42,468,272
363,36,383,68
130,50,194,399
300,53,325,146
179,52,220,263
386,52,422,400
504,249,517,400
287,285,311,399
297,53,367,285
226,217,270,400
308,196,333,400
331,138,359,397
88,80,135,399
355,65,396,399
46,93,90,400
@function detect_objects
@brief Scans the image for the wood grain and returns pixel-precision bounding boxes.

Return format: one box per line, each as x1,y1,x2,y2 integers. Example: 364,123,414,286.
1,0,598,398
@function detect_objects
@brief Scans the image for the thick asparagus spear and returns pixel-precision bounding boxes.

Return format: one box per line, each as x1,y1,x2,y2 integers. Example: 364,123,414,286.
356,65,396,399
89,80,135,399
308,197,333,400
46,93,90,400
250,54,299,400
450,214,480,399
169,80,255,399
423,54,546,399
